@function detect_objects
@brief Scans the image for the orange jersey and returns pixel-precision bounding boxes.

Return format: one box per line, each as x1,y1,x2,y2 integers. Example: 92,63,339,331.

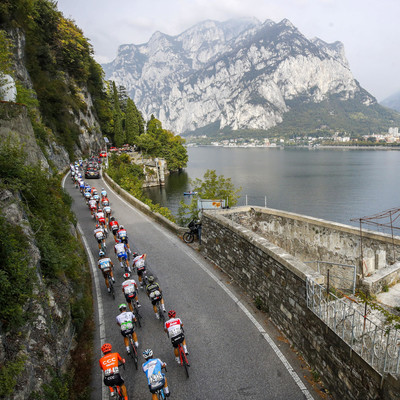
99,352,123,372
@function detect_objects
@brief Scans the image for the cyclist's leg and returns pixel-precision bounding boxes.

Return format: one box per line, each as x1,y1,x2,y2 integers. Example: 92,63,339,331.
174,345,180,363
132,330,139,347
120,383,128,399
127,298,134,313
160,298,166,312
182,338,188,353
153,303,159,319
163,376,170,396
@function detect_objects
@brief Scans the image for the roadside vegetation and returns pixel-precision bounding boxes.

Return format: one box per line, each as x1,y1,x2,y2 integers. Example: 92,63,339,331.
0,143,93,398
106,153,176,222
178,169,242,225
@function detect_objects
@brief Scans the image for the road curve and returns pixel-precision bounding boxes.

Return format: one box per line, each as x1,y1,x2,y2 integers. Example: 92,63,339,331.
64,173,316,400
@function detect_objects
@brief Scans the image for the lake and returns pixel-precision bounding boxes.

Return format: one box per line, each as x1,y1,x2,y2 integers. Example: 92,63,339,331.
143,146,400,231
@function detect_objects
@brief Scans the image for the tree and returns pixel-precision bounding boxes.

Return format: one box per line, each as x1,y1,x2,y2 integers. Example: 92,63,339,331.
125,98,138,145
178,169,241,225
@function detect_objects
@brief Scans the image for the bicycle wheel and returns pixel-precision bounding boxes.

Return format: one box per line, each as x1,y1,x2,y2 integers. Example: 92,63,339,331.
159,306,165,323
183,232,194,243
109,280,115,299
134,305,142,327
180,346,190,378
129,337,138,370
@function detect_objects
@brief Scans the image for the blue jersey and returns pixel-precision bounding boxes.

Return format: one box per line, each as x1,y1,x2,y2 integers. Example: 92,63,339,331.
142,358,164,385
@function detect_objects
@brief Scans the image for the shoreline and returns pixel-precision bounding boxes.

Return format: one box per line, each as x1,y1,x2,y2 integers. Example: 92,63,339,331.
187,144,400,150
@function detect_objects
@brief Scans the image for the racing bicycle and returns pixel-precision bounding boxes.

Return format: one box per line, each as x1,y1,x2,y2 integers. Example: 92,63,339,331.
106,270,115,299
177,340,190,378
126,331,138,370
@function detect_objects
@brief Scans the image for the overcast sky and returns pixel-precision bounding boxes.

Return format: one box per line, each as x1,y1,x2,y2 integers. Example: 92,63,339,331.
56,0,400,101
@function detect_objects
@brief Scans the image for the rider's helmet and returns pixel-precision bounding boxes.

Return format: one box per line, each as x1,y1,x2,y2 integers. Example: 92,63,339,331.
147,276,155,284
111,217,115,221
101,343,112,354
142,349,153,360
168,310,176,319
123,273,130,280
96,224,100,228
120,225,124,229
119,303,127,311
132,252,139,258
99,250,105,257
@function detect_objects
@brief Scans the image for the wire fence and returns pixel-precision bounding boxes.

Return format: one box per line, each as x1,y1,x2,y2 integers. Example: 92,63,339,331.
306,278,400,375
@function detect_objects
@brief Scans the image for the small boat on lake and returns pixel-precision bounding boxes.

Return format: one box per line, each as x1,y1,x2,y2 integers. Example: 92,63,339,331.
183,191,198,196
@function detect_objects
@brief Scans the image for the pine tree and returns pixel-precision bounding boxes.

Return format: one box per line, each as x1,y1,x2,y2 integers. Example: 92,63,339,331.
125,98,138,145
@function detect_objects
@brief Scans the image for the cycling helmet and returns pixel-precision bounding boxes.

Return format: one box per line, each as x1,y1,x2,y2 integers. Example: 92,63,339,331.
101,343,112,354
147,276,155,284
168,310,176,319
143,349,153,360
120,225,124,229
95,224,100,228
119,303,127,311
111,217,115,221
99,250,105,257
123,273,130,280
102,188,105,190
132,252,138,258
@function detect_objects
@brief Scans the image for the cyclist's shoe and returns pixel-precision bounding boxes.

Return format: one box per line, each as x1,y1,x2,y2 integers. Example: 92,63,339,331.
112,277,115,283
127,349,131,355
163,309,167,313
155,313,160,320
135,341,139,347
136,302,141,308
175,356,180,364
110,389,115,397
165,392,170,397
107,288,111,293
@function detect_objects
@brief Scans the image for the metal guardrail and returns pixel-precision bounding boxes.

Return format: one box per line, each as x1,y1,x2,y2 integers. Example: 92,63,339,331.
305,260,357,295
306,278,400,375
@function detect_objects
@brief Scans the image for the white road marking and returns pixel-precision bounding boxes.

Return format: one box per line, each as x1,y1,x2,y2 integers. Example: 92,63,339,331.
63,172,108,400
103,177,315,400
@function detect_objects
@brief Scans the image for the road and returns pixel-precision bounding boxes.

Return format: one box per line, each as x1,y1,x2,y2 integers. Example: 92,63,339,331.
64,173,316,400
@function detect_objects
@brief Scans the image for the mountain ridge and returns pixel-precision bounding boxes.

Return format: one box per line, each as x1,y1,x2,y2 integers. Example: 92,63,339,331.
104,18,400,136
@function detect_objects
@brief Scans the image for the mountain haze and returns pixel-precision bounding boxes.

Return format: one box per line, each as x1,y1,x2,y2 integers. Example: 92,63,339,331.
104,18,400,137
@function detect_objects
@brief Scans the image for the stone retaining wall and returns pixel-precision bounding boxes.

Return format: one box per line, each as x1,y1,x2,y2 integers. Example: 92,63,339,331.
228,206,400,293
201,208,400,400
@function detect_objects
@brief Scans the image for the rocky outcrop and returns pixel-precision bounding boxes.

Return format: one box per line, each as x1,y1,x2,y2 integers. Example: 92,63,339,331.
104,18,374,134
0,188,76,400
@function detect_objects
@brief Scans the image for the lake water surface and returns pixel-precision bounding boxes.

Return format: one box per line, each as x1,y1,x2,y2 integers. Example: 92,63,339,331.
144,147,400,230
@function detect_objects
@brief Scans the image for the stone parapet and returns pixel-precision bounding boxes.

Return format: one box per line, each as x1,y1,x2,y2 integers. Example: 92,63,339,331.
201,208,400,400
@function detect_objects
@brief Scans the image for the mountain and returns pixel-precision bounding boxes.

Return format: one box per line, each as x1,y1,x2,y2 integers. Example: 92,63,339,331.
103,18,400,137
381,91,400,112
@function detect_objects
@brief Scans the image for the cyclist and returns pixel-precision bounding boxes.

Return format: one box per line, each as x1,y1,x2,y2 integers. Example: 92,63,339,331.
98,251,115,293
116,303,139,354
79,178,85,193
109,217,120,237
94,223,106,251
115,239,130,270
132,252,147,288
117,225,132,255
96,208,107,232
101,196,110,207
164,310,189,364
101,188,107,198
93,191,100,205
145,276,166,319
142,349,171,398
104,204,112,225
89,197,97,218
99,343,128,400
122,273,141,312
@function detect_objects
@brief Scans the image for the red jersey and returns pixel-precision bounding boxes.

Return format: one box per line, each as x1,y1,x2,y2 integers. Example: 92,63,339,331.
109,220,119,230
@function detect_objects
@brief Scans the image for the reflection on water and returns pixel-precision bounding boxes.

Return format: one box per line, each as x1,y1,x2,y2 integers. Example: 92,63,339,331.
143,147,400,231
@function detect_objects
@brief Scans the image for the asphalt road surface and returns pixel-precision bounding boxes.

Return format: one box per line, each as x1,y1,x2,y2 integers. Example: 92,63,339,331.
64,173,317,400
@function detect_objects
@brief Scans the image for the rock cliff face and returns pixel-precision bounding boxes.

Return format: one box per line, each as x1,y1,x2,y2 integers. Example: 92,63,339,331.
4,28,103,170
103,18,374,134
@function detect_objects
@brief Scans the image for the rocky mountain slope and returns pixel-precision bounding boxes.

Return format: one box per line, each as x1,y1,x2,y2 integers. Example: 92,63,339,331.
381,91,400,112
104,18,397,136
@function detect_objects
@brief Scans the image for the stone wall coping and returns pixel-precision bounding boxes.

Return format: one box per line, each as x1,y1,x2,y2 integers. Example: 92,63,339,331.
363,262,400,284
203,209,324,284
219,205,400,245
103,172,187,236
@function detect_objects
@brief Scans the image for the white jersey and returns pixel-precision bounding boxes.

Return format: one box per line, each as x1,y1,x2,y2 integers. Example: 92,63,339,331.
98,257,112,271
133,254,146,270
116,311,135,332
122,279,137,295
115,243,126,254
104,205,111,214
164,317,183,338
96,211,105,219
94,227,105,239
89,199,97,207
